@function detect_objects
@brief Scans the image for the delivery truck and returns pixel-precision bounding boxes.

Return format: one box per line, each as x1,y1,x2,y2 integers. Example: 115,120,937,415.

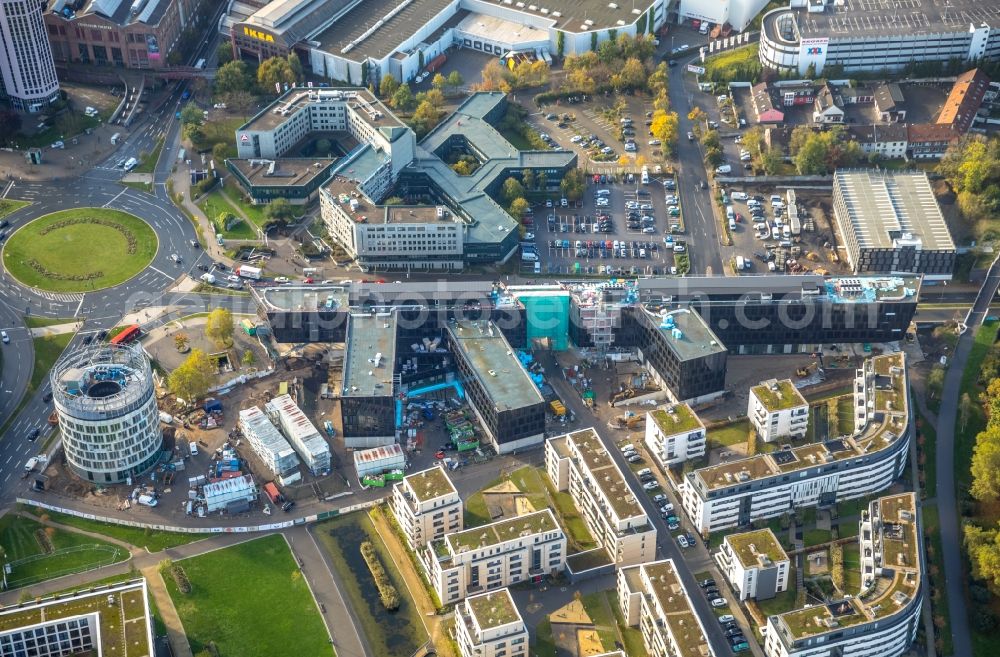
236,265,261,280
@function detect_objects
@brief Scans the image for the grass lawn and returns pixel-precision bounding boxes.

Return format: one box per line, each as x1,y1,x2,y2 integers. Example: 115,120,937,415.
122,181,152,193
3,208,157,292
166,534,329,657
757,572,799,616
190,117,245,153
703,43,761,83
196,188,258,240
0,514,127,588
0,199,29,219
804,385,853,403
133,137,164,174
921,505,953,656
955,320,997,493
24,507,202,552
30,333,74,392
16,113,102,149
607,589,648,657
916,406,937,498
24,316,75,328
463,475,503,527
581,591,618,651
534,617,556,657
707,419,750,449
836,395,855,435
803,529,833,547
219,178,269,227
842,543,862,593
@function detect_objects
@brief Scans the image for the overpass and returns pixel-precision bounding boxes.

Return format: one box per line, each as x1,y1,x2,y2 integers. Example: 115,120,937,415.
150,67,217,80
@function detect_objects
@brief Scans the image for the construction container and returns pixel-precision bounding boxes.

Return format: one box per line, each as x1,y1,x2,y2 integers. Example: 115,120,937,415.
353,443,405,478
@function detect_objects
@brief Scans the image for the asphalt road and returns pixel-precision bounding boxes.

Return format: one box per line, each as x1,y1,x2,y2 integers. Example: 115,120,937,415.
934,256,1000,657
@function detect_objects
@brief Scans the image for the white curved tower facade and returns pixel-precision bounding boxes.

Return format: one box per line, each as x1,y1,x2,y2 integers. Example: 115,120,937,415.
0,0,59,112
51,344,162,484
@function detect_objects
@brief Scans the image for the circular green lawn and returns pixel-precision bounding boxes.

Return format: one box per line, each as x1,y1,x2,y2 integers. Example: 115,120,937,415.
2,208,158,293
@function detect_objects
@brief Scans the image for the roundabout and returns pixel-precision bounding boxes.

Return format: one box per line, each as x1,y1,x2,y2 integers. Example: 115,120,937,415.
1,208,158,293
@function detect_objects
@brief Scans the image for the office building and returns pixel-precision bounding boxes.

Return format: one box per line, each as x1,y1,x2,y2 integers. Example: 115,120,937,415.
455,589,528,657
618,559,713,657
340,312,398,447
445,319,546,454
423,509,566,605
264,394,331,474
44,0,207,69
765,493,922,657
391,465,462,549
238,406,300,477
0,579,154,656
748,379,809,443
1,0,59,112
546,429,657,569
833,170,956,280
51,344,162,484
760,0,1000,75
643,403,706,467
717,528,790,601
681,353,909,533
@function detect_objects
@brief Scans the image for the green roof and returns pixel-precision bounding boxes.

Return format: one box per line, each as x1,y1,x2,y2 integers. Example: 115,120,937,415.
448,510,560,553
405,466,456,503
725,529,788,568
751,379,807,411
651,404,704,436
642,561,710,657
465,590,522,630
566,428,645,520
777,599,868,640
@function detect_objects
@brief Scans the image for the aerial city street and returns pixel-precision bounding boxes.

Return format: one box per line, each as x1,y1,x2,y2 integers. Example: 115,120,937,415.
1,0,1000,655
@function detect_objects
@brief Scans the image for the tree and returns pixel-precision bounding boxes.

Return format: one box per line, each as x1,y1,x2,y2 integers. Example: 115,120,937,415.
383,196,404,205
479,60,512,93
225,90,255,118
965,523,1000,587
591,32,598,51
509,197,530,219
314,138,332,156
446,70,463,89
502,177,525,203
431,73,447,91
556,31,565,58
926,365,945,401
379,73,400,100
390,83,414,111
241,349,255,366
559,168,586,202
743,126,765,158
618,57,647,90
212,142,229,163
216,42,234,66
536,171,547,192
0,111,22,146
411,98,444,137
174,333,189,351
759,147,783,175
204,308,234,347
179,104,203,125
971,424,1000,502
215,60,251,96
257,55,298,93
651,110,679,155
522,169,535,191
264,197,296,227
168,349,215,403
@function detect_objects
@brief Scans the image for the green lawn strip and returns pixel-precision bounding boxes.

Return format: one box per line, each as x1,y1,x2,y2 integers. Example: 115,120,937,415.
0,514,128,587
707,419,750,449
581,591,623,652
842,542,862,593
22,506,202,552
196,188,258,240
314,513,427,657
0,199,29,219
606,589,648,656
219,178,268,227
165,534,329,657
703,43,761,84
534,617,557,657
803,529,833,547
915,405,937,499
24,316,75,329
463,475,503,528
30,333,74,393
921,504,953,656
2,208,157,293
133,137,164,174
191,117,245,153
955,320,998,492
804,385,853,403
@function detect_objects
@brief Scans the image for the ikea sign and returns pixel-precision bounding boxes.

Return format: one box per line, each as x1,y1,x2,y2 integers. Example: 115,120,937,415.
243,27,275,43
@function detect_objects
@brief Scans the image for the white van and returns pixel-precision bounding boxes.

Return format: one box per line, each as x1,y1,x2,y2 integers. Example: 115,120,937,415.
729,217,736,230
731,191,748,201
137,494,158,507
533,261,541,274
596,189,611,197
123,157,138,172
189,441,198,457
110,132,121,145
725,205,735,220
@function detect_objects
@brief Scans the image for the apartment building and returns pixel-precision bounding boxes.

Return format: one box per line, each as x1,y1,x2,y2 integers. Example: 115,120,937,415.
546,429,657,569
681,353,909,533
455,589,528,657
765,493,922,657
748,379,808,443
618,559,714,657
717,528,790,601
391,465,462,550
423,510,566,605
264,394,331,474
644,403,706,467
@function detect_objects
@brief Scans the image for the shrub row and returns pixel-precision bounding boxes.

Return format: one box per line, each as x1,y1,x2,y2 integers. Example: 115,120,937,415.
37,217,138,254
360,541,400,610
171,564,192,594
26,259,103,281
34,528,54,554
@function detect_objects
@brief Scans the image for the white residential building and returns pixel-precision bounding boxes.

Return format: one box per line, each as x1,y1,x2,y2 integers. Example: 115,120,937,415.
681,353,910,533
618,559,714,657
391,465,462,549
765,493,922,657
455,589,528,657
748,379,808,443
238,406,300,477
546,429,657,570
643,403,706,467
716,528,790,601
264,394,331,474
422,509,566,605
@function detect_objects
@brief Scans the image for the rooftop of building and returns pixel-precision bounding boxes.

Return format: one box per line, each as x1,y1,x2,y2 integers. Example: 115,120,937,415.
834,169,955,252
694,353,907,492
228,158,337,188
751,379,808,412
404,465,457,503
238,406,297,458
937,68,991,127
726,529,789,569
383,205,450,224
254,285,349,312
311,0,454,62
464,589,522,631
645,308,726,362
650,403,703,436
239,88,403,136
48,0,170,27
447,509,560,554
641,560,711,657
907,122,961,144
565,428,645,521
343,312,397,397
764,0,1000,39
636,274,921,303
446,319,543,412
0,579,152,655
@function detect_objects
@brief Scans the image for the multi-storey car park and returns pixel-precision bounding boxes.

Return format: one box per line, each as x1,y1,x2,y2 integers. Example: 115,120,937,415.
51,344,163,484
0,579,154,657
759,0,1000,75
422,509,567,605
765,493,923,657
225,0,667,84
833,170,957,281
391,464,463,549
681,352,909,534
455,589,529,657
618,559,714,657
546,428,658,572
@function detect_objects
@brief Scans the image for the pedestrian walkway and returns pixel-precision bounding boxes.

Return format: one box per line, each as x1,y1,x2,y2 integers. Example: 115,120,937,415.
141,565,195,657
29,321,83,338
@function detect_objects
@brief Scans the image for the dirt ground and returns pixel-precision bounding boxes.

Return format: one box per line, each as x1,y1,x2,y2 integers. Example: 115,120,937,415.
144,315,270,373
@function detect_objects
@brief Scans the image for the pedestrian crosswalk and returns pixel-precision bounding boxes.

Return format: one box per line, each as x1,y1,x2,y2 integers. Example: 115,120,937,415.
35,291,84,302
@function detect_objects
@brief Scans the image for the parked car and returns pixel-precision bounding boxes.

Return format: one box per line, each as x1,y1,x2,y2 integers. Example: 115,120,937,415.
700,578,716,588
642,481,660,491
711,598,729,608
718,615,736,624
677,534,690,548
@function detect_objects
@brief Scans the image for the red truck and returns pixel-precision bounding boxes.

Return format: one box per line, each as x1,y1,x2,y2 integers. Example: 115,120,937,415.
425,53,447,74
263,482,283,505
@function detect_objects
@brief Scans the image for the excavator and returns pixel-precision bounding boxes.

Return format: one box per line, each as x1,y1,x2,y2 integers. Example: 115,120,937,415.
609,413,644,430
796,362,818,377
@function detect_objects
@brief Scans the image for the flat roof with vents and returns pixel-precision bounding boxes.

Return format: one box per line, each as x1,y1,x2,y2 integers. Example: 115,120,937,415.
404,465,457,502
646,308,726,362
343,312,397,398
564,428,645,521
725,528,789,569
448,509,560,553
464,589,522,630
641,560,711,657
447,319,543,412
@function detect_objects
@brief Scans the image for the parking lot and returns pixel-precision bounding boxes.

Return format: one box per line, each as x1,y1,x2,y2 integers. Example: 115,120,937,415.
522,175,693,276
